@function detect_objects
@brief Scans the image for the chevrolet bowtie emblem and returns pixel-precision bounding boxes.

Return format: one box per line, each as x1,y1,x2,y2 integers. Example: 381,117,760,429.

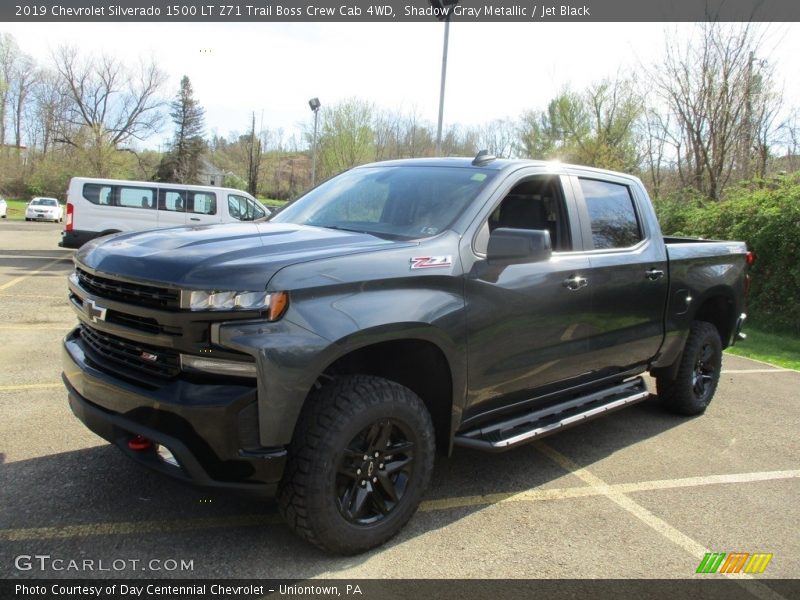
84,298,108,323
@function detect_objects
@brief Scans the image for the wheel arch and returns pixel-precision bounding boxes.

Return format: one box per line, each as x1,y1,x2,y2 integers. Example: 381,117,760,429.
691,289,737,349
315,336,457,456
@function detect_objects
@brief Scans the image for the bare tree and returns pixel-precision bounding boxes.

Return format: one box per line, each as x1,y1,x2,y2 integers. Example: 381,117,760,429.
10,53,37,148
52,46,166,175
245,112,262,195
0,32,20,146
650,24,782,199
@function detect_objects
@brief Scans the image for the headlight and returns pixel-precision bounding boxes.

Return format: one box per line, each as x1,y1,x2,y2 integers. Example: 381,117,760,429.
180,289,288,319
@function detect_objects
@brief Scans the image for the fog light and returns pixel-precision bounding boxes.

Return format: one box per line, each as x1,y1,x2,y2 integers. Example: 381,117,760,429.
128,435,153,451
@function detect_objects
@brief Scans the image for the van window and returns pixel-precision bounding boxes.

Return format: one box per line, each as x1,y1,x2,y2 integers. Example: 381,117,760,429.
83,184,113,206
189,192,216,215
228,194,265,221
119,187,156,210
159,190,186,212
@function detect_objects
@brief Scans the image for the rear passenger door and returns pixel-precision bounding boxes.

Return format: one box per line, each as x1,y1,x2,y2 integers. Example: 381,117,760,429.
570,174,668,374
185,191,221,226
157,189,188,228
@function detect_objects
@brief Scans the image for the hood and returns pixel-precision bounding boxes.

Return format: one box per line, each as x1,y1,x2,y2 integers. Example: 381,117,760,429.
77,222,410,290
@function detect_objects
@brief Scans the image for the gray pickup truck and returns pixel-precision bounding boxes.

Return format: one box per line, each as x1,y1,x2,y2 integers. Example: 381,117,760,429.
62,154,749,554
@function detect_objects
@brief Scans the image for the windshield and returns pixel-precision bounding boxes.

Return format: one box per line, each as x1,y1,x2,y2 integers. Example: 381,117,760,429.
272,166,496,239
32,198,58,206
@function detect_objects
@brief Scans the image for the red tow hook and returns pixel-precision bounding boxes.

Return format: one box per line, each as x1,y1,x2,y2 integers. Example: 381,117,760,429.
128,435,153,451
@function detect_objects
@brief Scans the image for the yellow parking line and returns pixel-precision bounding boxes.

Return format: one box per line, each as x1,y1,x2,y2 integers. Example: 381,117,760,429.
0,468,797,542
0,325,71,330
0,515,282,542
535,443,790,600
723,369,793,374
0,293,65,299
0,383,63,391
0,256,72,291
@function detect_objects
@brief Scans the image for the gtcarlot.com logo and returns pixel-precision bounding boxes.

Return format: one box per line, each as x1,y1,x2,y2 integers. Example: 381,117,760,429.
14,554,194,572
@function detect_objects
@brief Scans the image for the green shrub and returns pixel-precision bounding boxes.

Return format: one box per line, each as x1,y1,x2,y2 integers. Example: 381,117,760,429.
654,175,800,334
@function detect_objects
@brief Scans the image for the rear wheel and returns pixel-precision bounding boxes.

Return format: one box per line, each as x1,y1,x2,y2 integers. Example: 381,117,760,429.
278,375,435,554
656,321,722,416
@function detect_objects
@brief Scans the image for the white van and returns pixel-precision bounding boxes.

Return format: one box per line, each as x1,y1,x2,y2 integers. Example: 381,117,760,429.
60,177,270,248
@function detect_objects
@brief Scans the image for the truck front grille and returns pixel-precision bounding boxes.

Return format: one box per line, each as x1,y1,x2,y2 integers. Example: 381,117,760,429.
77,268,180,310
78,325,181,381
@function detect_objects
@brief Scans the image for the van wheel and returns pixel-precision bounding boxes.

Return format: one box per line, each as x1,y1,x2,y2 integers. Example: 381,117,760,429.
278,375,435,554
656,321,722,416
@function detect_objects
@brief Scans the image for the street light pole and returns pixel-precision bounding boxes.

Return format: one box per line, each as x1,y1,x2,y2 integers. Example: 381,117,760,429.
435,13,450,156
308,97,321,187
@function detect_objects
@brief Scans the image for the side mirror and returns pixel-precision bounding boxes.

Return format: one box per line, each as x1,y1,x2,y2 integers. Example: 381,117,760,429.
487,228,552,264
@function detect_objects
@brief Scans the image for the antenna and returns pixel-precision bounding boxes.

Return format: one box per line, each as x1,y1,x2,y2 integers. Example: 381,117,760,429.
472,150,496,166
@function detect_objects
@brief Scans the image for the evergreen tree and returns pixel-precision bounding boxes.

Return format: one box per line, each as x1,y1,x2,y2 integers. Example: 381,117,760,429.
157,76,206,183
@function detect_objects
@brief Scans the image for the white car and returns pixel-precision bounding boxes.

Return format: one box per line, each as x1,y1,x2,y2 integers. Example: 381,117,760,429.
0,197,7,219
26,197,63,222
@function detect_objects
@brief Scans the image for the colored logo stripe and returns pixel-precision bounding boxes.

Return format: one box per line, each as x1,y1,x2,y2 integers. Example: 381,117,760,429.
696,552,773,574
697,553,726,573
744,553,773,574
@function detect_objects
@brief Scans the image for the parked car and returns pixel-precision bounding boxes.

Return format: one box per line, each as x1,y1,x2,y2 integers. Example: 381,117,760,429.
0,197,7,219
26,197,63,222
63,154,750,554
60,177,269,248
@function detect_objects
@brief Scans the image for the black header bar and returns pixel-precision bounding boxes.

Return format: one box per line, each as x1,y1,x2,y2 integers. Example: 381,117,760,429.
4,0,800,22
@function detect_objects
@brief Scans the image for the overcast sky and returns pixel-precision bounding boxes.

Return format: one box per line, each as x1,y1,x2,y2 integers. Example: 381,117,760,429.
5,21,800,149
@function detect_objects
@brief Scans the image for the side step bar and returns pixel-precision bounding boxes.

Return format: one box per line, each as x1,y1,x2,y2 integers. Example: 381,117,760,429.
454,377,649,452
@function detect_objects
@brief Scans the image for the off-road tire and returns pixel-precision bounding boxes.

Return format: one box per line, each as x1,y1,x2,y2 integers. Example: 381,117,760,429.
656,321,722,416
278,375,435,554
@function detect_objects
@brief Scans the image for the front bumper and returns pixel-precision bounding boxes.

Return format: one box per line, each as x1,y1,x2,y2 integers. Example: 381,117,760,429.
60,229,99,248
63,329,286,495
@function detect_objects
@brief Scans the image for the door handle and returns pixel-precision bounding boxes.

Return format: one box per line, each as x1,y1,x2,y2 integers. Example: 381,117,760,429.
563,275,588,290
190,217,201,222
645,268,665,281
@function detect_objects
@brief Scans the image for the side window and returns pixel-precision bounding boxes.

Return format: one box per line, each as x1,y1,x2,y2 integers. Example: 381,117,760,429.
486,176,571,251
251,200,267,220
227,194,263,221
83,184,113,206
159,190,186,212
119,187,155,209
580,179,642,250
188,192,217,215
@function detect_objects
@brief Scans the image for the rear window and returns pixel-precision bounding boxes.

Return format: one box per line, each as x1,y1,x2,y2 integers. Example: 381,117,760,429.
580,179,643,250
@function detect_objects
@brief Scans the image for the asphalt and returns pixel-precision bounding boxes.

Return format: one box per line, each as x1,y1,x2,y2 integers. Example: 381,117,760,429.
0,221,798,587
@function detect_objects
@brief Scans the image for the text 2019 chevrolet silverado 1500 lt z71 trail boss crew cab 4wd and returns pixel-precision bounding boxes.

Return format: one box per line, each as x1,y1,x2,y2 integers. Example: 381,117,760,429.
62,154,749,554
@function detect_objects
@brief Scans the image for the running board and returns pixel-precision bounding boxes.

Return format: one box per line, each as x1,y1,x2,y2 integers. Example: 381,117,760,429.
454,377,649,452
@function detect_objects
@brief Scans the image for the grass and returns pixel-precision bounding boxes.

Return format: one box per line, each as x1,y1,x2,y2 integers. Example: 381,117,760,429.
726,326,800,370
259,198,289,209
3,199,29,220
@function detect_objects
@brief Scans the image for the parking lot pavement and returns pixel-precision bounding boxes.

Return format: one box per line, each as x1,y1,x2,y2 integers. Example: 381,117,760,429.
0,223,798,584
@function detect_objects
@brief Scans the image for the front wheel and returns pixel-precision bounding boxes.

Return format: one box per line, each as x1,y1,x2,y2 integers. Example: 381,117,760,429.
278,375,435,554
656,321,722,416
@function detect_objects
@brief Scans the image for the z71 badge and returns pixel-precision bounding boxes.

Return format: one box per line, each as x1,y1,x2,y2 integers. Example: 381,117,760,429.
410,256,452,269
